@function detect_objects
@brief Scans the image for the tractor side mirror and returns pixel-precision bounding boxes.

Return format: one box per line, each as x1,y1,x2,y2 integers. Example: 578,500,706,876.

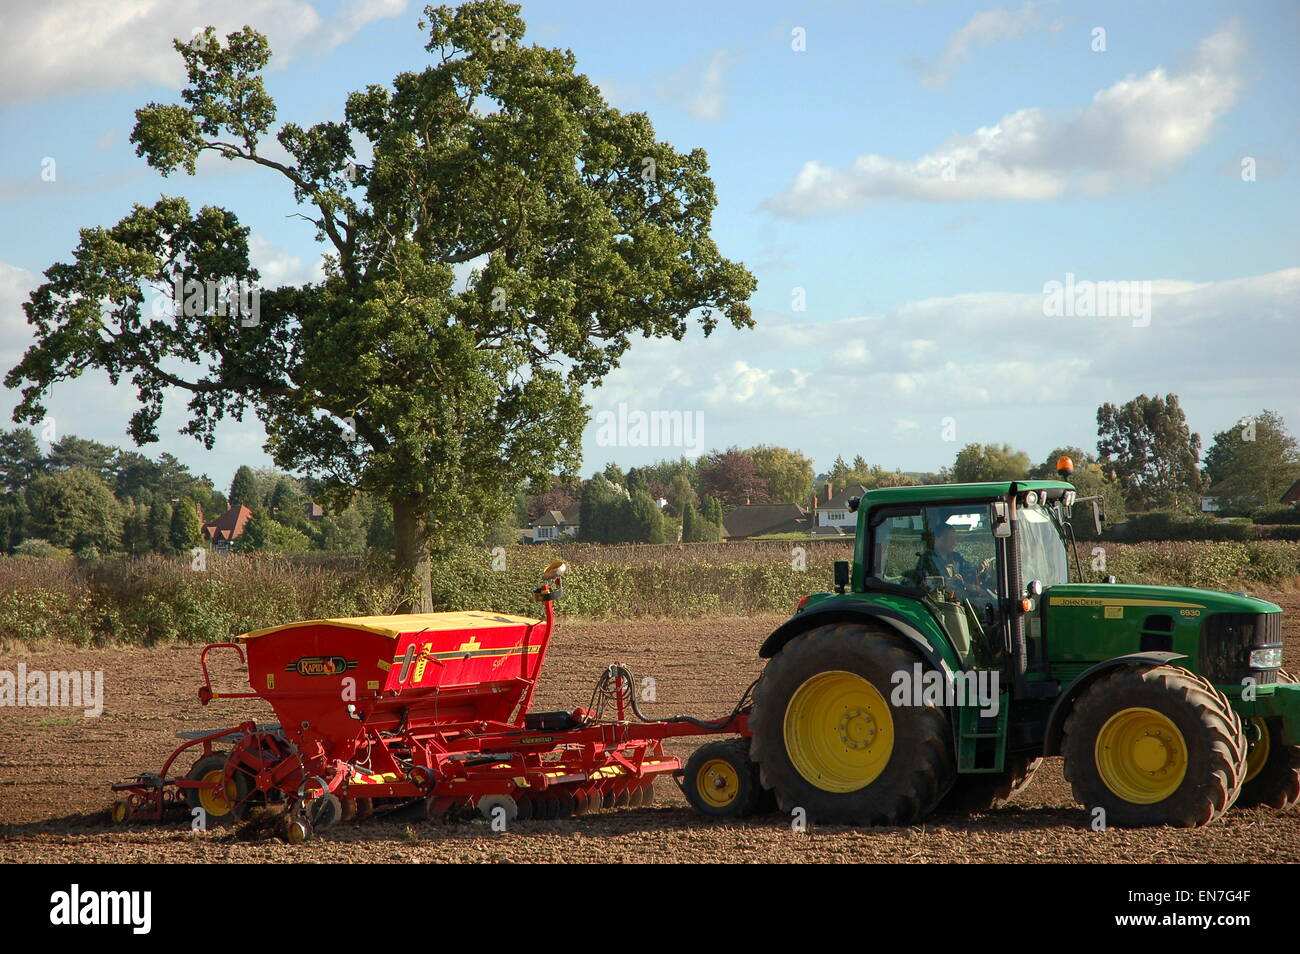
991,502,1011,538
1090,500,1103,536
833,560,850,594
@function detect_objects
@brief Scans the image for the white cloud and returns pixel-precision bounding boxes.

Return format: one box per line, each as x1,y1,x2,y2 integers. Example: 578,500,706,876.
0,263,38,367
248,235,326,288
0,0,406,104
764,22,1244,215
582,265,1300,471
914,2,1063,89
659,48,740,122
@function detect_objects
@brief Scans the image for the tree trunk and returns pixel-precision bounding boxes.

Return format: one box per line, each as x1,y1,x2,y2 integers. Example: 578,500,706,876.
392,494,433,613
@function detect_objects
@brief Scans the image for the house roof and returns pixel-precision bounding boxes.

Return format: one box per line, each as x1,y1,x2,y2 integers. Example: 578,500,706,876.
1205,480,1231,494
823,484,869,509
723,503,808,539
203,504,252,543
534,509,574,527
1281,479,1300,505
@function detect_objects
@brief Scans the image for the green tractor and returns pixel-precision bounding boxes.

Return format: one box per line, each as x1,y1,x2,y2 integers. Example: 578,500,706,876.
685,463,1300,827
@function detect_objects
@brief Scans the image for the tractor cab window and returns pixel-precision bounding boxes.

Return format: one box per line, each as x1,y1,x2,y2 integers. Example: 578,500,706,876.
873,505,1001,666
1017,504,1070,589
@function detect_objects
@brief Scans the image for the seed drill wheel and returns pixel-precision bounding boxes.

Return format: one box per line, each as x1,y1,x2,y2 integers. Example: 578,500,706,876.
184,752,247,827
749,623,955,825
684,739,761,818
477,794,519,825
940,754,1043,812
1061,665,1247,827
1234,668,1300,810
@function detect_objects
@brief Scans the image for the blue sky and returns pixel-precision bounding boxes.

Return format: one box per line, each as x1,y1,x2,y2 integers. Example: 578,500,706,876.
1,0,1297,492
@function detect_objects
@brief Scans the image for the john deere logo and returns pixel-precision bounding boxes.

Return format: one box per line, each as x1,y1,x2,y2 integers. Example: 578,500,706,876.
285,656,358,677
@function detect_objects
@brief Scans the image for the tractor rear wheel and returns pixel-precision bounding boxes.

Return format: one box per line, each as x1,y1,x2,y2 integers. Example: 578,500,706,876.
683,739,761,819
1061,664,1247,827
940,754,1042,812
749,623,955,826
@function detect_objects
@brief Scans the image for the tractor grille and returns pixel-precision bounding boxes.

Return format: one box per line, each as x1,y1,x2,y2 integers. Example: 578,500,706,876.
1199,612,1281,686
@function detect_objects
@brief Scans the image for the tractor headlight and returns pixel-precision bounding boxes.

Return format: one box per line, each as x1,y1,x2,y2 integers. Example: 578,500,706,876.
1248,647,1284,669
1062,490,1076,509
1022,491,1039,507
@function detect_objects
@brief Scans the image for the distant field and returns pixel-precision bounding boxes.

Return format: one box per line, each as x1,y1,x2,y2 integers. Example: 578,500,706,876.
1,539,1298,649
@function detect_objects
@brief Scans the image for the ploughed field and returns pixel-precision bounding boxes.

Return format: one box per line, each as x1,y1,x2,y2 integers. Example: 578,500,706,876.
2,591,1299,864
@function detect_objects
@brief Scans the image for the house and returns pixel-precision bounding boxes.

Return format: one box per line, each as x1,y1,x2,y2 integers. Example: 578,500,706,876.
814,483,868,530
304,501,324,521
531,509,578,542
1200,480,1229,513
202,504,253,550
722,503,810,540
1280,479,1300,507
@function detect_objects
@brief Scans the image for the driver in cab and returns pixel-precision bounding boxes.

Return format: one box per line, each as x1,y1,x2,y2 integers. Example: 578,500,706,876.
919,524,992,592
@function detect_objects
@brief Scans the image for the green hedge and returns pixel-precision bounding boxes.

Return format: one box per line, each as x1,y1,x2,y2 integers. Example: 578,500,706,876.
1,540,1297,648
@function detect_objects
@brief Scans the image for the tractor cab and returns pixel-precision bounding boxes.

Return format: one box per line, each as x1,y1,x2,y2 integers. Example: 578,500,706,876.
852,479,1077,688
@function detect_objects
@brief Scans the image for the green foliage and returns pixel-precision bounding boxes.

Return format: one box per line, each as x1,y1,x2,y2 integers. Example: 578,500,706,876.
1202,410,1300,514
628,490,667,543
169,497,203,552
748,445,814,505
12,538,73,559
1097,394,1203,511
147,498,173,553
951,443,1031,483
228,465,259,508
7,5,755,610
3,540,1296,648
24,467,122,552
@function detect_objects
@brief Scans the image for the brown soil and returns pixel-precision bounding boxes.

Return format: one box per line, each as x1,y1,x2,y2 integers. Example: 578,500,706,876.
2,591,1299,863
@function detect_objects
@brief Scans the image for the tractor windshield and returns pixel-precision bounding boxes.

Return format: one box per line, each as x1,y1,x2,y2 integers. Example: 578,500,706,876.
1018,504,1070,588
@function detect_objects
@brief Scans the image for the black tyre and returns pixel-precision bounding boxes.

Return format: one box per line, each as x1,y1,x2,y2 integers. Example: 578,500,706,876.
184,752,247,827
1061,664,1247,827
940,753,1042,812
683,739,761,819
749,623,955,825
1236,667,1300,810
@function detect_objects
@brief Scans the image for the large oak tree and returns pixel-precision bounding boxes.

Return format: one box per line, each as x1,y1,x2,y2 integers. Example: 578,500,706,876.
6,3,755,608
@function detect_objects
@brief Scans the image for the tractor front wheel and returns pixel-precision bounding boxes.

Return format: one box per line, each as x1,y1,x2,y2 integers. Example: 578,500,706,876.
749,623,954,826
1061,665,1247,827
1236,717,1300,809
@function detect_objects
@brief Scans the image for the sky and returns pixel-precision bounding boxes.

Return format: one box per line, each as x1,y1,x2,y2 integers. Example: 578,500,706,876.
0,0,1297,493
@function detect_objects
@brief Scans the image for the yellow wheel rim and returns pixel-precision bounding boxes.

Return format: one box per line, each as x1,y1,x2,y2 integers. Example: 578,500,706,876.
696,758,742,808
198,768,236,817
784,670,894,793
110,801,129,823
1095,707,1187,804
1245,717,1271,783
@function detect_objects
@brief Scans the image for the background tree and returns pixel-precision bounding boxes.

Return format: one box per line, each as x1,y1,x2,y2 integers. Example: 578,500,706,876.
45,436,117,481
680,498,696,541
951,443,1031,483
122,502,151,555
702,495,725,532
169,497,203,552
628,490,666,543
1202,410,1300,514
1027,445,1127,528
24,467,122,552
228,466,259,509
699,447,769,507
578,474,629,543
748,444,814,505
1097,394,1202,511
147,498,173,553
6,5,754,610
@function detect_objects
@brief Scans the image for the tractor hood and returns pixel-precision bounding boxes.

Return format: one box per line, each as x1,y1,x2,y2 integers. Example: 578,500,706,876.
1046,582,1280,616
